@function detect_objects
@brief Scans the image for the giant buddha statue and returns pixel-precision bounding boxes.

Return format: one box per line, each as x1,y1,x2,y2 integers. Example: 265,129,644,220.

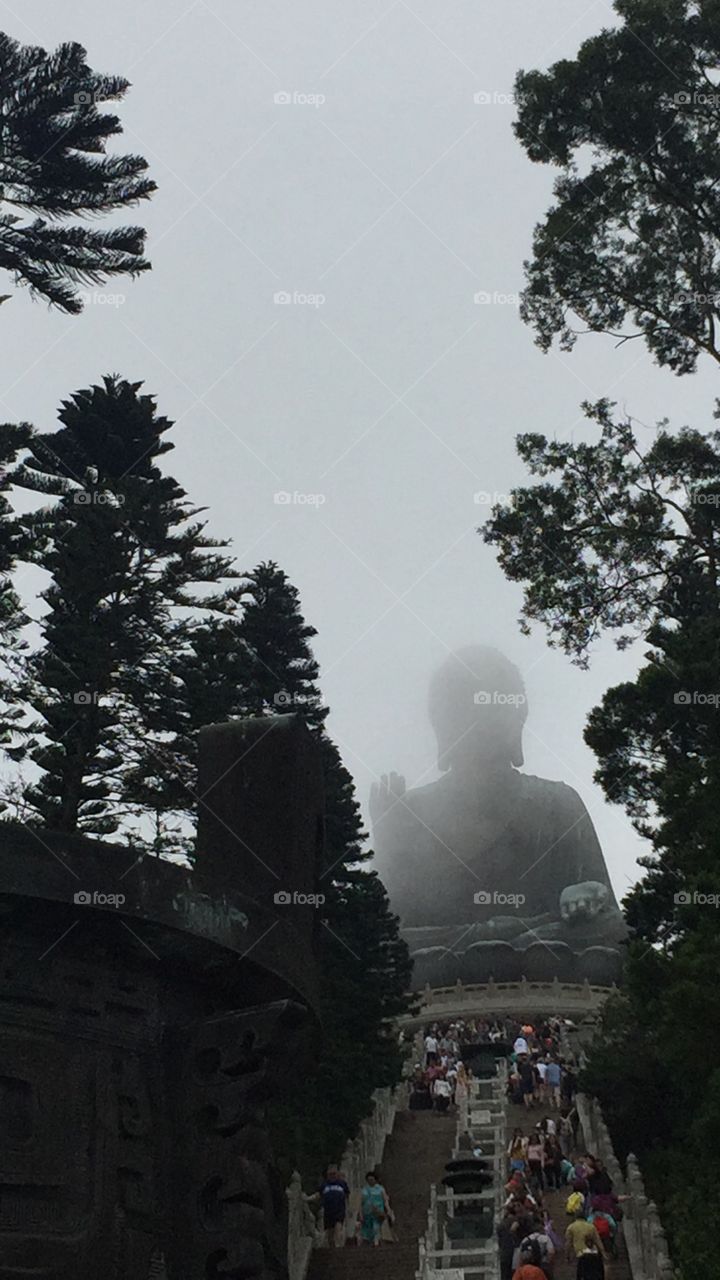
370,646,626,987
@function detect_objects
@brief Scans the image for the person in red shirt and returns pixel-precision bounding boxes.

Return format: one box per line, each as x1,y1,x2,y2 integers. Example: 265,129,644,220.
512,1260,546,1280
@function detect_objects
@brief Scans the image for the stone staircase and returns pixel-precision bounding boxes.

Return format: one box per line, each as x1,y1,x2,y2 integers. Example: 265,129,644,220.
306,1076,636,1280
307,1109,456,1280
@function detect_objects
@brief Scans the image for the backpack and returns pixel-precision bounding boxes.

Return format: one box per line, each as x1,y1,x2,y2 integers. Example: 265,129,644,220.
594,1215,611,1239
566,1192,585,1215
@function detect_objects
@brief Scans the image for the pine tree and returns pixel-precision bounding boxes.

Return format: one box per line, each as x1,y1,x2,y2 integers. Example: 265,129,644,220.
0,32,155,312
238,561,327,725
14,376,237,834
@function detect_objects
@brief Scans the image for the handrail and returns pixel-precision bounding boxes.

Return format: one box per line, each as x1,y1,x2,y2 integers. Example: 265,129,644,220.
425,979,612,999
402,978,616,1028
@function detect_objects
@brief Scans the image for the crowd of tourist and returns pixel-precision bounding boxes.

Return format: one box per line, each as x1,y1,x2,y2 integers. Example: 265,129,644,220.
501,1152,620,1278
500,1021,623,1280
408,1016,512,1112
507,1026,579,1115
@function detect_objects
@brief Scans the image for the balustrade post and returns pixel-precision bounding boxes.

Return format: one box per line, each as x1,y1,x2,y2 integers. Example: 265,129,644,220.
286,1170,318,1280
352,1137,363,1192
648,1200,672,1266
371,1100,381,1167
418,1234,427,1280
635,1192,649,1270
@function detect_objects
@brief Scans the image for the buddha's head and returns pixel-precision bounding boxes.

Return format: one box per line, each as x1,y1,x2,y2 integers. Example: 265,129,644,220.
428,646,527,775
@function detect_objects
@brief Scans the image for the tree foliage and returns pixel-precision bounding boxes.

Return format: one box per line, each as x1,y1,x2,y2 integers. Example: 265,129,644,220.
515,0,720,372
483,400,720,662
0,32,155,312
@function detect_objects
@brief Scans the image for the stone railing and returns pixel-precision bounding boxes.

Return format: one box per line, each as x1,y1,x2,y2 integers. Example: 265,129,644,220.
623,1153,676,1280
576,1091,676,1280
286,1083,403,1280
338,1085,401,1193
403,978,615,1026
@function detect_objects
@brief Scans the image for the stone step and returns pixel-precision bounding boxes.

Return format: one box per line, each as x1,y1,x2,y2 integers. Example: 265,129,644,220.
307,1108,456,1280
307,1241,417,1279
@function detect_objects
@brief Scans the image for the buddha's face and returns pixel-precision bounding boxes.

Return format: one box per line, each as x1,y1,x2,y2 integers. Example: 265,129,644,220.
428,647,527,773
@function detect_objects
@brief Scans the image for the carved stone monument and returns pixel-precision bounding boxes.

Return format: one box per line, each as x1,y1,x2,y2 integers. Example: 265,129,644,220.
371,647,626,988
0,714,322,1279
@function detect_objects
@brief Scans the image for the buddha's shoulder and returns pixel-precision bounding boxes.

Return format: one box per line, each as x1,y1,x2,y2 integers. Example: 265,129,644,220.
518,773,588,816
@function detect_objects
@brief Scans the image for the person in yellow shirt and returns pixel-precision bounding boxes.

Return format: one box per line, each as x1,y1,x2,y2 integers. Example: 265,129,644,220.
565,1212,606,1262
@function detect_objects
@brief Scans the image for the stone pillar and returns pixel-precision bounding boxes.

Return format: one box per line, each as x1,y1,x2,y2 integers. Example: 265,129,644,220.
196,715,325,945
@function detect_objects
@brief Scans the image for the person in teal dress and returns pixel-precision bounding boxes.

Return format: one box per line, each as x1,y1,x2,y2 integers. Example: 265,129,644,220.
358,1172,390,1246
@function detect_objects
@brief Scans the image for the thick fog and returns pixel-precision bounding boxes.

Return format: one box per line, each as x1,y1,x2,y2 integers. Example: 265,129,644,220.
4,1,717,904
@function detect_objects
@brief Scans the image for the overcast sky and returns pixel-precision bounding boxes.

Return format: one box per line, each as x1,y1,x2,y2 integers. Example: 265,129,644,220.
4,1,717,901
